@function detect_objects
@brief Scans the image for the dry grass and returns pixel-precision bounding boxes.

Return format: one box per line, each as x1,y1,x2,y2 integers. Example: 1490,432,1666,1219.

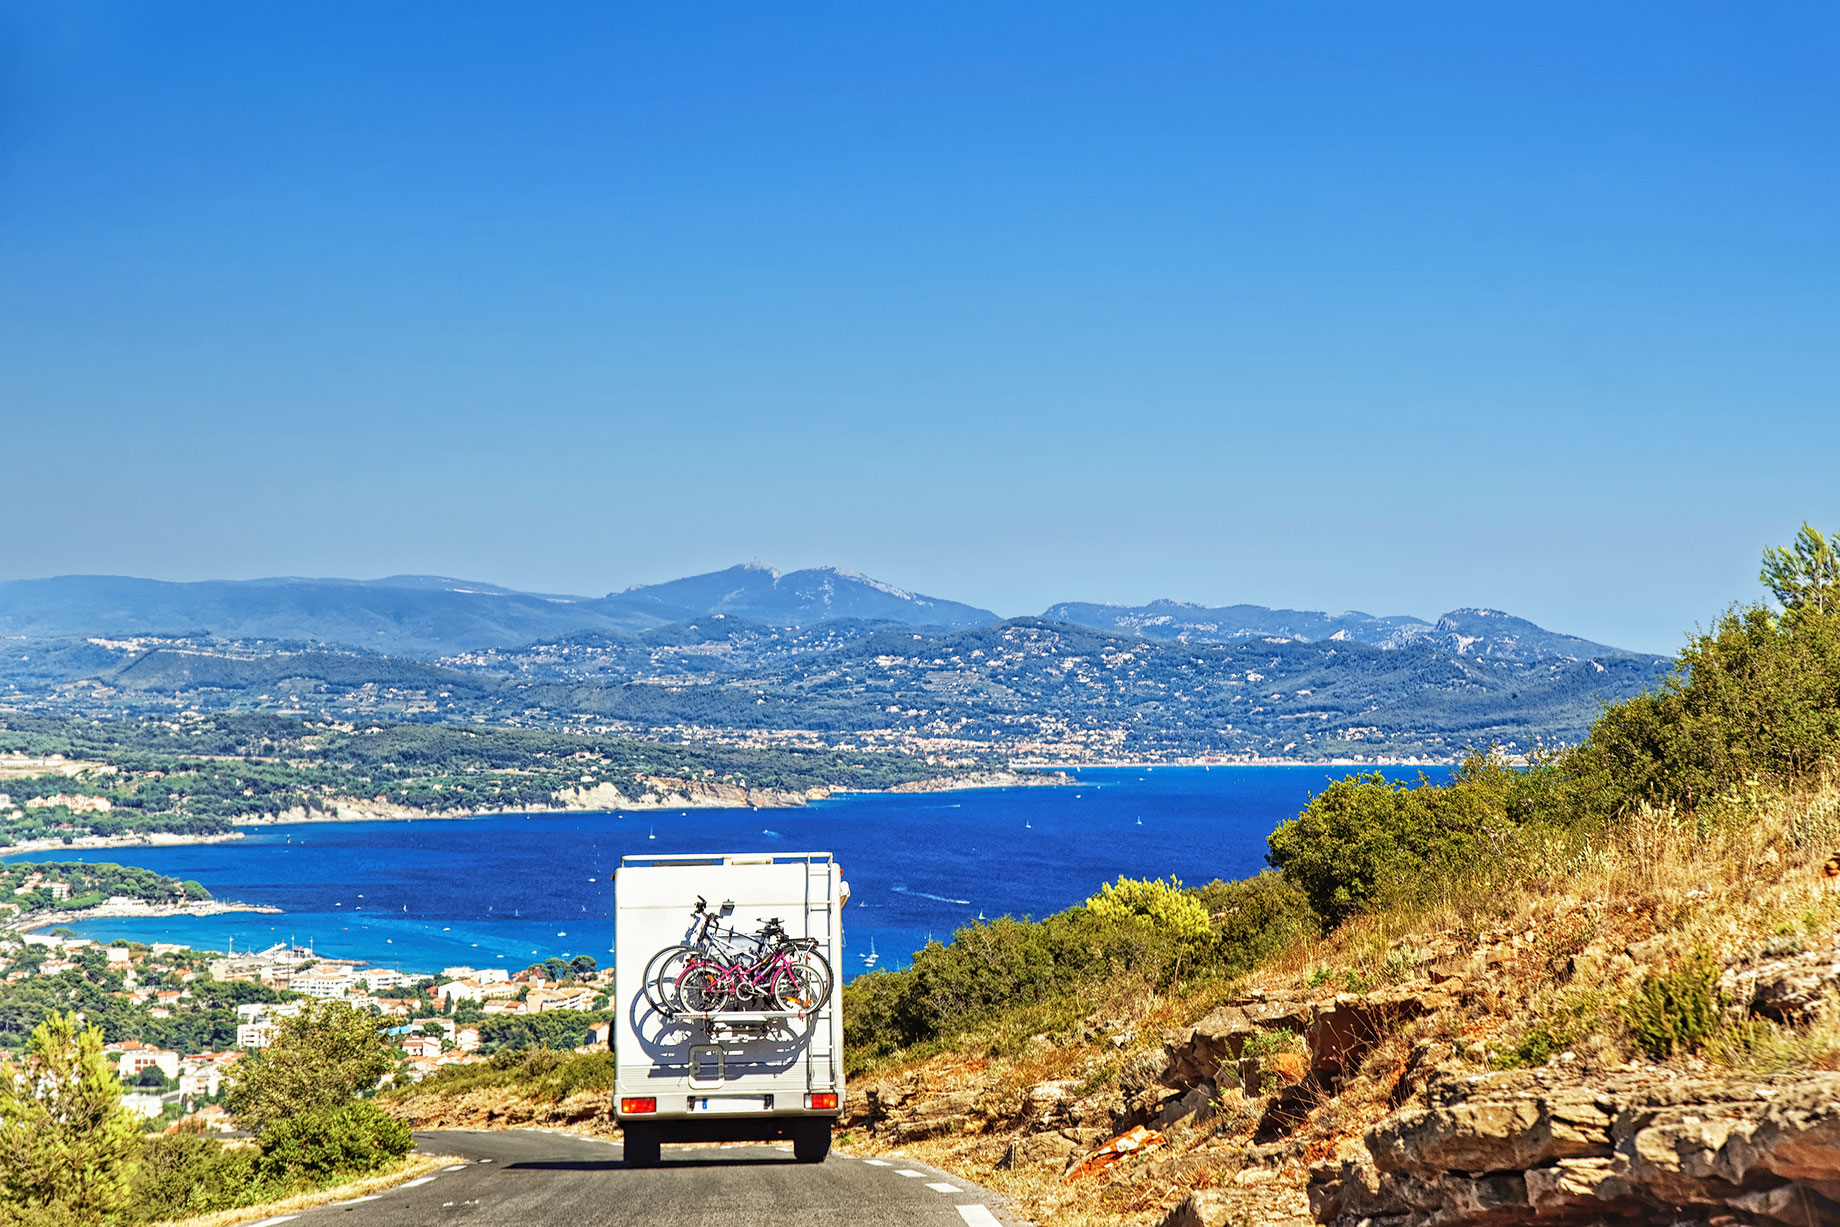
839,780,1840,1227
151,1152,458,1227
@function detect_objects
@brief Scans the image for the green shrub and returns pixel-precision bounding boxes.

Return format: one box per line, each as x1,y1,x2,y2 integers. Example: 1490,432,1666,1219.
130,1128,269,1221
1239,1027,1300,1060
391,1048,617,1103
1087,877,1211,942
844,873,1322,1061
1566,605,1840,818
228,1001,398,1133
1624,950,1722,1060
255,1101,412,1185
1195,872,1320,972
1265,756,1543,926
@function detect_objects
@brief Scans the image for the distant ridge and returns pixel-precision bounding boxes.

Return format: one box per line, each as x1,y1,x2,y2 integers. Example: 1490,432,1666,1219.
0,567,1647,664
1042,599,1640,664
591,563,997,630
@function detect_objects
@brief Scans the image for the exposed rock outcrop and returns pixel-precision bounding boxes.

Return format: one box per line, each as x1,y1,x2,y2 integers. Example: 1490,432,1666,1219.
1721,935,1840,1025
1310,1068,1840,1227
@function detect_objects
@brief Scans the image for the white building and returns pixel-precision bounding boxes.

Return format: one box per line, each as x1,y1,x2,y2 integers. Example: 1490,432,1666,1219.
112,1045,180,1080
121,1092,167,1120
237,1022,278,1048
294,968,355,999
179,1067,222,1097
355,968,413,991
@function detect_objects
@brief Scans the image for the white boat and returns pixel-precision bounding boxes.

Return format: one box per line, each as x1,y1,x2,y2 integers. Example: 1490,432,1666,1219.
861,938,879,966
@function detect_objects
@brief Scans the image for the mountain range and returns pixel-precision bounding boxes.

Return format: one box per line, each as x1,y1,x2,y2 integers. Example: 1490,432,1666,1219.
0,565,1671,761
0,565,1636,663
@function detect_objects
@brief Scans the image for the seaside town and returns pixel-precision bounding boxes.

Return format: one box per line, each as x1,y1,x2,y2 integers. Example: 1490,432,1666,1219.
2,862,613,1131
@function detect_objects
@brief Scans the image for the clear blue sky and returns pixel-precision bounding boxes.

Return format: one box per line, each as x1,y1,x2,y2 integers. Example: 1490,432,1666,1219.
3,3,1835,653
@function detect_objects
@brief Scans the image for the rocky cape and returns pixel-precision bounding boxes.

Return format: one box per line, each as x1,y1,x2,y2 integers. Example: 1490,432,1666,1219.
6,897,281,936
230,769,1068,826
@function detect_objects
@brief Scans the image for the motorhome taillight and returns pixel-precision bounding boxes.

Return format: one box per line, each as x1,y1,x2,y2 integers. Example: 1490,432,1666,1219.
621,1097,657,1114
808,1092,838,1110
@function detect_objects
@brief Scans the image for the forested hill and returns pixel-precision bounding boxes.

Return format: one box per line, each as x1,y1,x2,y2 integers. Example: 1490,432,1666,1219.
0,614,1671,763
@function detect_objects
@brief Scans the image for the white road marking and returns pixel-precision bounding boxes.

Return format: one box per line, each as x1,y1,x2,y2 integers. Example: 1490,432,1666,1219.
862,1158,893,1166
477,1158,493,1163
333,1194,382,1205
774,1145,793,1152
957,1207,1003,1227
444,1163,467,1171
248,1218,298,1227
401,1176,437,1187
927,1182,961,1192
895,1169,925,1177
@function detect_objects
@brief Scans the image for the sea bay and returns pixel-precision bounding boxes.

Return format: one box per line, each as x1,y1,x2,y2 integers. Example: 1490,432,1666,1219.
7,764,1448,979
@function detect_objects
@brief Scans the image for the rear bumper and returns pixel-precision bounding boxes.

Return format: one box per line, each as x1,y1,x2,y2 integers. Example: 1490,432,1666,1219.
616,1113,840,1144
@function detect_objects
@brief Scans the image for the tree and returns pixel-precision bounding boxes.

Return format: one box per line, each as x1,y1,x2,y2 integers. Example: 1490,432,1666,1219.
1761,523,1840,615
1084,877,1210,943
0,1011,141,1227
226,1002,395,1133
568,954,598,978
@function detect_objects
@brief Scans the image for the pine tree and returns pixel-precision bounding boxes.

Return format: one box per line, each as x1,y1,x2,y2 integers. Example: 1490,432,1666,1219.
0,1011,141,1227
1760,523,1840,616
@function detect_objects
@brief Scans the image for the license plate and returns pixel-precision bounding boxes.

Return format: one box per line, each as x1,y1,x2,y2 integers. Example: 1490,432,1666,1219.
691,1095,771,1113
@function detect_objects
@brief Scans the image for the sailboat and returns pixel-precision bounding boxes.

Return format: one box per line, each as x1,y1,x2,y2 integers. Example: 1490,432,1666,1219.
648,825,656,840
861,938,879,967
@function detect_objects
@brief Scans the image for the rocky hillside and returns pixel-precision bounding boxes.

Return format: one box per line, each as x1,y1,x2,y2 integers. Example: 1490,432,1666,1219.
835,782,1840,1227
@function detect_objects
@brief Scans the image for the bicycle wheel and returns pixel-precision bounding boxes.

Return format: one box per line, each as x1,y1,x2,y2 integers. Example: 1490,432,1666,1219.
772,961,829,1013
788,948,835,1012
675,962,730,1013
643,945,696,1014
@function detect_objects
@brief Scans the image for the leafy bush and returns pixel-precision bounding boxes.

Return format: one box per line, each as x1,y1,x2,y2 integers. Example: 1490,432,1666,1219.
1624,950,1722,1060
1086,877,1211,942
844,874,1320,1060
1566,606,1840,818
130,1127,268,1221
1195,872,1320,973
255,1101,412,1185
228,1001,397,1132
389,1048,617,1102
1265,757,1538,926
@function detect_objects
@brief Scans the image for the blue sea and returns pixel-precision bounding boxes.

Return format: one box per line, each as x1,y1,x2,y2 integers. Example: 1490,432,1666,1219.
6,765,1447,979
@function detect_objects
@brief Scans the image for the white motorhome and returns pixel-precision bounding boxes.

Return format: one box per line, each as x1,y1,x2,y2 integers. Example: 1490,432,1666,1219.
613,852,845,1165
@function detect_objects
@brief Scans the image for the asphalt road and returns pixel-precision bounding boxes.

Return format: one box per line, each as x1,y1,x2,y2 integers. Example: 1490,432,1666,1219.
255,1129,1017,1227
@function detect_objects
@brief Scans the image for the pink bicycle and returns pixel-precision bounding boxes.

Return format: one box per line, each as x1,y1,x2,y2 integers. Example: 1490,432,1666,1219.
673,916,833,1015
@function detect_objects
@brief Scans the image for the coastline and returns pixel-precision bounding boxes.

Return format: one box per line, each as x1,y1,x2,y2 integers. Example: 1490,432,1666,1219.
1,830,247,858
231,767,1073,827
4,897,282,939
1016,757,1457,769
2,769,1074,858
